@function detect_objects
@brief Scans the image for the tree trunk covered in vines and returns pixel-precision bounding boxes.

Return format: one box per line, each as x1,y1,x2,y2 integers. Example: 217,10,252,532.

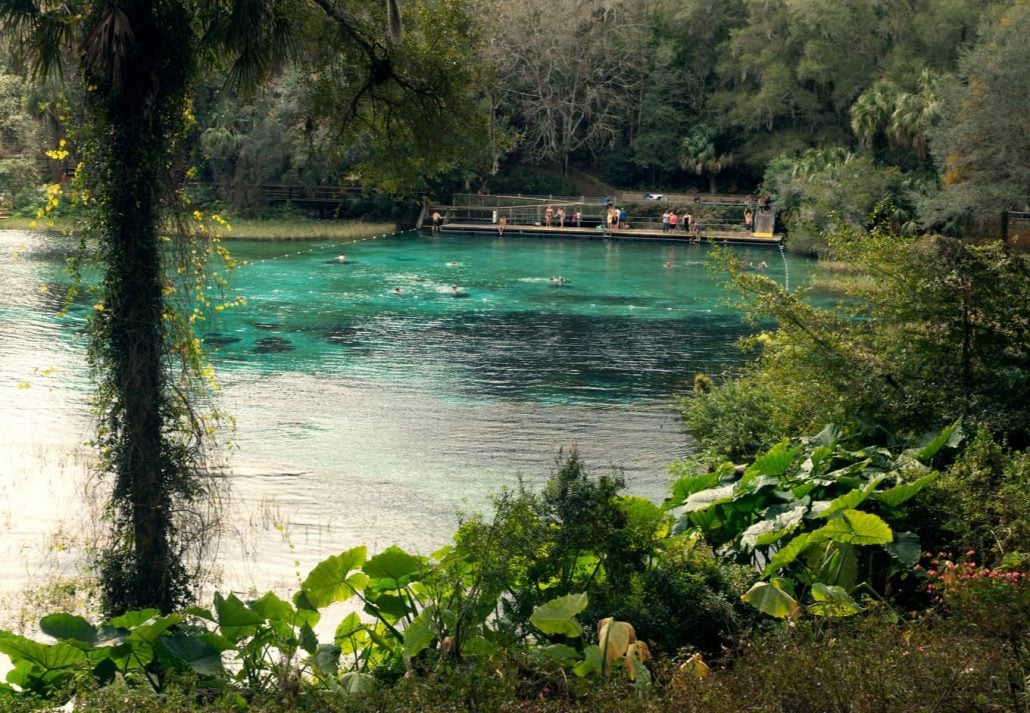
88,0,194,615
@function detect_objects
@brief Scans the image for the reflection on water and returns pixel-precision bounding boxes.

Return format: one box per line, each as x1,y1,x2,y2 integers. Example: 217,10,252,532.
0,229,815,601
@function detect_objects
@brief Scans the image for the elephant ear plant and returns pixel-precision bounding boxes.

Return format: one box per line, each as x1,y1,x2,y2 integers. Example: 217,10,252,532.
665,423,963,618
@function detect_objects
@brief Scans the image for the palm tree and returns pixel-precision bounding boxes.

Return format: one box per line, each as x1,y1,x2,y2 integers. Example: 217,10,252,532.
850,78,900,150
887,70,939,158
851,73,938,160
679,124,734,194
0,0,408,614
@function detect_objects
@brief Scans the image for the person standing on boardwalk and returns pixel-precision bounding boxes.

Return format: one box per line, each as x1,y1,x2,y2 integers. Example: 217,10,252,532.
744,208,753,233
498,215,507,236
431,211,443,234
557,207,566,227
573,209,581,227
682,211,691,232
668,210,678,232
545,206,554,227
662,210,671,233
619,207,627,229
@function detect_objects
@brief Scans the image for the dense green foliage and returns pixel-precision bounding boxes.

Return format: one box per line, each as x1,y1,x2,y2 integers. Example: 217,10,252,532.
7,0,1028,237
682,232,1030,458
1,435,1025,710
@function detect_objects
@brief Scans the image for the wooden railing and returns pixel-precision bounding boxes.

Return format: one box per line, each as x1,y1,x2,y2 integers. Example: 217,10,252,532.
259,184,363,204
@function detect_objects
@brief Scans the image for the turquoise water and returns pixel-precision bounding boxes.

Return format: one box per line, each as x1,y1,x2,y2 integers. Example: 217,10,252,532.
212,233,803,402
0,229,816,596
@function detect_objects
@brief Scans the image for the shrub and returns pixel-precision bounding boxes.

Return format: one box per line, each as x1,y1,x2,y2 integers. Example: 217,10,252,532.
678,373,776,460
668,613,1026,713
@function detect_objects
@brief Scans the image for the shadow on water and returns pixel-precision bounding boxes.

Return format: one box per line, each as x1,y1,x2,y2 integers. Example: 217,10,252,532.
253,336,296,354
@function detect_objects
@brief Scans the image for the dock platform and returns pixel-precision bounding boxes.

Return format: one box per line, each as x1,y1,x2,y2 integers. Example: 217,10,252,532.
435,221,781,246
420,192,781,246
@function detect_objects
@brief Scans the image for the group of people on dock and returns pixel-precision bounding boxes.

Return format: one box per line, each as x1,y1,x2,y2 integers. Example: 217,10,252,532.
661,209,704,240
543,205,582,228
432,199,766,239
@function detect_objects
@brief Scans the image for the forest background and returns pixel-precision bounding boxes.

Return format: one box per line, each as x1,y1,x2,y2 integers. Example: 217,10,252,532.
2,0,1028,250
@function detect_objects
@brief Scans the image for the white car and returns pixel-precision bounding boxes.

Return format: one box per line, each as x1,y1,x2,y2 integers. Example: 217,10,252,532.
643,193,666,201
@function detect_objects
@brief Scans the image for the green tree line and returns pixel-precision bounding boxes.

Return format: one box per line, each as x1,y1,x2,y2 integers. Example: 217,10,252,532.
5,0,1028,238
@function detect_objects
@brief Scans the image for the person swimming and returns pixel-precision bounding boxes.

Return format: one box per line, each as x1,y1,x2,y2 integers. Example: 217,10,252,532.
664,260,673,268
393,287,402,294
336,254,346,263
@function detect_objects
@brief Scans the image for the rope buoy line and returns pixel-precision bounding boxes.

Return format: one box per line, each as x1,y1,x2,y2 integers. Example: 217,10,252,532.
778,242,789,292
243,228,419,267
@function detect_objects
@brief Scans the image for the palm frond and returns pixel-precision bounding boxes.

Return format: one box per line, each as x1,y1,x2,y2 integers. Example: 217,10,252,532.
0,0,79,80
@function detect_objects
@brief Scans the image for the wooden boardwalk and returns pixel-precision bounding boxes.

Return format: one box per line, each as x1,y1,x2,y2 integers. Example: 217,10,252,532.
420,192,781,245
434,220,781,245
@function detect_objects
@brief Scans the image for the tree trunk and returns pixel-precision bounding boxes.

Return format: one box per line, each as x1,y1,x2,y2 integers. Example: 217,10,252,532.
93,0,193,615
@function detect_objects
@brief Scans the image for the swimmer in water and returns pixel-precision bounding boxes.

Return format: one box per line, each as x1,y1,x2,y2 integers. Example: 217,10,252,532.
758,260,768,269
452,285,461,295
393,287,402,294
664,260,673,268
336,254,346,263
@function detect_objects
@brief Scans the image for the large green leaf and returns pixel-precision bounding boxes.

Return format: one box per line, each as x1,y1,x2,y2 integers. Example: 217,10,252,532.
299,623,318,655
39,614,97,647
214,593,263,630
800,443,835,477
816,472,883,519
816,509,893,546
250,591,294,624
334,613,370,657
883,531,922,568
334,612,365,642
808,583,861,617
542,643,580,664
363,546,424,589
530,593,588,637
572,644,603,677
108,609,161,629
664,472,720,508
749,440,803,478
402,611,436,657
874,472,939,508
911,421,964,463
0,636,85,672
740,504,807,550
338,671,376,695
683,483,737,512
133,615,182,646
741,581,800,619
159,634,224,676
810,424,840,448
297,546,369,609
308,643,341,678
684,507,722,535
816,544,859,589
212,596,260,644
364,593,410,624
762,532,815,576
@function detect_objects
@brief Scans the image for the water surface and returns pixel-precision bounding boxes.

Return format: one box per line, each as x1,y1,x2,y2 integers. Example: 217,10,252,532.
0,229,814,597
